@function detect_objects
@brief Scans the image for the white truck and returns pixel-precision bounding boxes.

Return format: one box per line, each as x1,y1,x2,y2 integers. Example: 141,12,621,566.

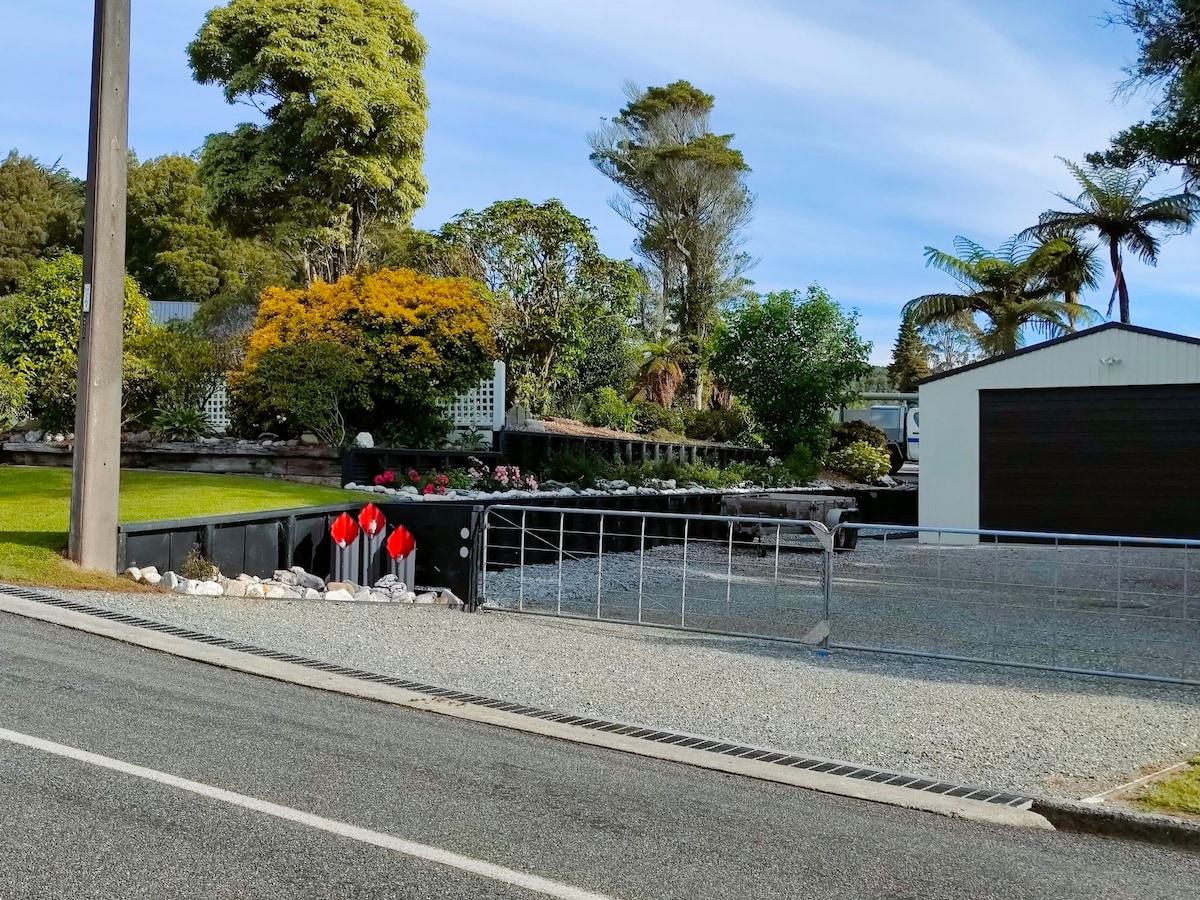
836,393,919,474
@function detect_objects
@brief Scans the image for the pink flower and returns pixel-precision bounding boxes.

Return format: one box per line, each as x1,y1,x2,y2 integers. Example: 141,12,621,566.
383,470,395,483
408,468,420,484
423,484,434,495
437,474,449,486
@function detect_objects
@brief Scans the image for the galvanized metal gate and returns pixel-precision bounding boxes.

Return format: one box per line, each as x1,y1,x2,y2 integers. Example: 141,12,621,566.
480,505,1200,686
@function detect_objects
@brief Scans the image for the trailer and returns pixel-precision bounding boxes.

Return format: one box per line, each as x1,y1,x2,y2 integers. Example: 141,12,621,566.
721,492,860,553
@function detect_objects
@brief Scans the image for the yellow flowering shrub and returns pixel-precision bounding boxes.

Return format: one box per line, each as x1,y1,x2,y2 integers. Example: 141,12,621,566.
233,268,496,446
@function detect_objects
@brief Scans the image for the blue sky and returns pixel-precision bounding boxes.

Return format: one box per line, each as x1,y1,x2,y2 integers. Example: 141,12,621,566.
1,0,1195,362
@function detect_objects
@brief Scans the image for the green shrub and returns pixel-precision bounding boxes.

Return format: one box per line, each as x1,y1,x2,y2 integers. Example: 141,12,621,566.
711,286,871,455
179,545,217,581
152,405,212,442
582,387,637,433
633,401,685,436
0,362,28,430
127,323,233,412
783,445,820,482
830,419,888,451
0,253,150,429
825,441,890,485
229,340,371,446
685,406,758,445
544,448,612,486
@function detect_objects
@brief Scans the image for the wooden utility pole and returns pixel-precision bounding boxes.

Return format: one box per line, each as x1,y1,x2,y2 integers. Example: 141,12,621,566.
69,0,131,570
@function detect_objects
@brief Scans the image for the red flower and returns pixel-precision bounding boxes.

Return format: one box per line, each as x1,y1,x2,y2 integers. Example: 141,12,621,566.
422,484,435,495
408,468,420,484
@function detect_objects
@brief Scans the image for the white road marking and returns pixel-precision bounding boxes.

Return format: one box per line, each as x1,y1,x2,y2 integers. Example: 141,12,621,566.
0,726,617,900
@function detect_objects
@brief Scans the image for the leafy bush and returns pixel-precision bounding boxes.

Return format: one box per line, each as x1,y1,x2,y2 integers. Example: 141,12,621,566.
0,253,150,428
374,468,452,495
582,387,637,433
240,267,495,447
543,449,612,486
783,445,821,482
830,420,888,452
465,459,539,492
685,406,758,445
825,441,890,485
127,323,233,412
180,545,217,581
0,362,28,430
633,401,685,436
230,340,369,446
712,286,871,456
152,405,212,442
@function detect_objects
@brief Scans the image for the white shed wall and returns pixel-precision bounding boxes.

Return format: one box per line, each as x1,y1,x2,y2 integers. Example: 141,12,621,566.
919,328,1200,541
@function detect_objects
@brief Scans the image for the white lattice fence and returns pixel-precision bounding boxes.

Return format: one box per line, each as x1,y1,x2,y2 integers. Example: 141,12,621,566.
446,360,506,432
203,384,230,433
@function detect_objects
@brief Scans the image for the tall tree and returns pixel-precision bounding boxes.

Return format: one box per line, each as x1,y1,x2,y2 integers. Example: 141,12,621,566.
1089,1,1200,185
904,236,1097,356
0,152,83,294
1026,159,1199,323
439,199,642,414
919,314,981,373
188,0,429,284
589,81,754,406
126,153,293,304
887,312,930,392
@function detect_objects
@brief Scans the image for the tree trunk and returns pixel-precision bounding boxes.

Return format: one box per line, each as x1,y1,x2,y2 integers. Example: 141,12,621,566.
1109,239,1131,324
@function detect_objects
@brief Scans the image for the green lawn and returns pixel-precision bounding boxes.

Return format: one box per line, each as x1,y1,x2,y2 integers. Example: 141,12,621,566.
1139,758,1200,819
0,466,357,590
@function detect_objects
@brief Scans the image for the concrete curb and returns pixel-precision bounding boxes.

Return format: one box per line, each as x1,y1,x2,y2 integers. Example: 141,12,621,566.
0,591,1059,833
1032,798,1200,850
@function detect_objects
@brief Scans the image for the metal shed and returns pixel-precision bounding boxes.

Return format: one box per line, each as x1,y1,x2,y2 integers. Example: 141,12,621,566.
918,323,1200,541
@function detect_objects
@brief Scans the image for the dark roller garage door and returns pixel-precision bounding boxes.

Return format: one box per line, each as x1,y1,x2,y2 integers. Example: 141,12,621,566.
979,384,1200,539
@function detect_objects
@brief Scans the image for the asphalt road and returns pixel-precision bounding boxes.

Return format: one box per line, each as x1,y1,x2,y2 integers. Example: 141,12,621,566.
2,612,1198,899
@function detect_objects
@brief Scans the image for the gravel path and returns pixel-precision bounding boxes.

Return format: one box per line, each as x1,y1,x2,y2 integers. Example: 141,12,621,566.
485,534,1200,680
51,587,1200,801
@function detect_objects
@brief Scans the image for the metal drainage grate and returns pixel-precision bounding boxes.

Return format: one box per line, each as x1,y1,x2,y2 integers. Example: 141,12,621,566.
2,585,1032,810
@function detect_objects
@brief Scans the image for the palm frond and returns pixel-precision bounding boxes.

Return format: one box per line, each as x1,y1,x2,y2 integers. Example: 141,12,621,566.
904,292,976,325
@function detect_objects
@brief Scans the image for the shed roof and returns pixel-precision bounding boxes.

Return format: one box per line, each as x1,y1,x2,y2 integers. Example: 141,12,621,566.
918,322,1200,385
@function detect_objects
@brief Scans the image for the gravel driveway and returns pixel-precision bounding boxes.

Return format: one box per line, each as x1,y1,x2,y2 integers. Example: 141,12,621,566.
51,587,1200,801
485,531,1200,681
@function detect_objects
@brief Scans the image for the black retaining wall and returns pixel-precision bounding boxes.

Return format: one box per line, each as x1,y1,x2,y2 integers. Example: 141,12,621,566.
117,488,916,608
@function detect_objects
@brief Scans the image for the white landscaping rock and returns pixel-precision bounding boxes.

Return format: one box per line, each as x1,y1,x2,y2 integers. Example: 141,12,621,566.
124,566,142,582
162,571,181,591
172,577,193,595
414,592,439,605
223,580,250,598
187,580,223,597
265,585,301,599
324,588,355,603
299,433,320,445
303,588,322,601
353,432,375,449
